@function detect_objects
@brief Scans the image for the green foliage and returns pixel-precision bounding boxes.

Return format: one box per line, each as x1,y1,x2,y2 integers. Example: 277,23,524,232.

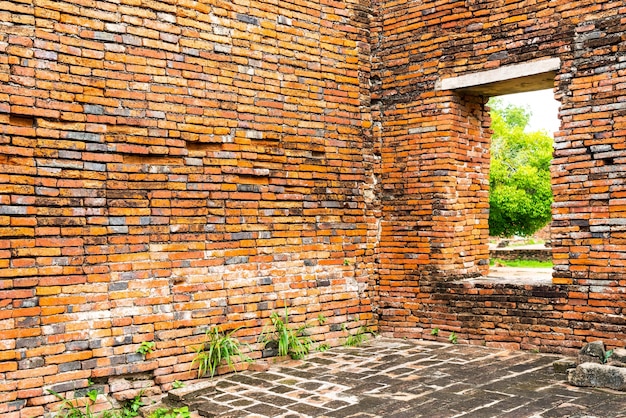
86,390,98,403
148,406,191,418
490,258,553,268
317,314,327,325
344,325,374,347
136,341,155,356
604,349,614,364
48,389,144,418
117,394,143,418
448,332,458,344
172,380,184,389
48,389,98,418
192,326,250,378
488,98,554,237
431,328,439,336
262,306,312,360
316,343,331,352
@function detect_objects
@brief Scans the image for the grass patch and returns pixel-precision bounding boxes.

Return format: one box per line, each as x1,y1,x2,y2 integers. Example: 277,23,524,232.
490,258,552,268
507,239,544,247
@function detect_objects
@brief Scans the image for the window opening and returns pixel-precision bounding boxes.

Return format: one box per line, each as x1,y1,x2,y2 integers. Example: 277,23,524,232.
486,89,559,284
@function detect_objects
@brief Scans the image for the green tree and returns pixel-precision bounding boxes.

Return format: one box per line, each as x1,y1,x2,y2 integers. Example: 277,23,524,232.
488,98,553,237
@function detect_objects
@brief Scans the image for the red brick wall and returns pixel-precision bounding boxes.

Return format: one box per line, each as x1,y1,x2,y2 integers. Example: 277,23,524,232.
373,0,626,349
0,0,376,415
490,249,552,262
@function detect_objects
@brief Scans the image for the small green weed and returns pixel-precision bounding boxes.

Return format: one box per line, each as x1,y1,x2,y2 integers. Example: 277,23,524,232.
261,306,311,360
148,406,191,418
431,328,439,336
317,314,327,325
343,259,350,266
136,341,155,356
48,389,109,418
344,325,374,347
172,380,184,389
48,388,144,418
48,388,99,418
604,349,614,364
192,326,250,378
86,389,98,403
48,388,125,418
117,394,143,418
448,332,458,344
316,343,331,352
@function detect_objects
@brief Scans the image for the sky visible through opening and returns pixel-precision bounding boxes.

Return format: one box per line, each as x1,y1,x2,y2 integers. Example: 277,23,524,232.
495,89,560,134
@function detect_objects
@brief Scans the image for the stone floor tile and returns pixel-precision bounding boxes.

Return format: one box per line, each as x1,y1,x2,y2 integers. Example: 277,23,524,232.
179,338,626,417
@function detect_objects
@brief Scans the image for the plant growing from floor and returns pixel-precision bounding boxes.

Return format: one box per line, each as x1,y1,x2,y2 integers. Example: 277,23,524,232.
317,343,331,352
344,325,375,347
261,306,312,360
448,332,458,344
148,406,191,418
192,326,250,378
47,389,102,418
136,341,155,356
117,394,143,418
48,388,145,418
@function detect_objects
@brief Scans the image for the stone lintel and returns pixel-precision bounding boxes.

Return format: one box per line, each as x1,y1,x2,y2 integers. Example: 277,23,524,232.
436,58,561,96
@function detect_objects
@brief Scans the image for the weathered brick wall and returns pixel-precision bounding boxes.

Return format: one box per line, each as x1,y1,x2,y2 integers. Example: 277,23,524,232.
373,0,626,348
419,280,626,355
490,248,552,262
0,0,376,415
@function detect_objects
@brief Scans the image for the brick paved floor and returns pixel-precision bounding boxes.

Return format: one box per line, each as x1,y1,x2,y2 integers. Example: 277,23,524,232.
175,338,626,418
